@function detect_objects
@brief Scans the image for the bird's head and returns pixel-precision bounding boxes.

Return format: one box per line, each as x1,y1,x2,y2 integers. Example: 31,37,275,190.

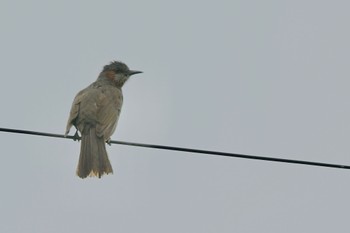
101,61,142,86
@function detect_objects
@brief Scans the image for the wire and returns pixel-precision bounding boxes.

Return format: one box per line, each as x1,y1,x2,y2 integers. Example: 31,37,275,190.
0,127,349,170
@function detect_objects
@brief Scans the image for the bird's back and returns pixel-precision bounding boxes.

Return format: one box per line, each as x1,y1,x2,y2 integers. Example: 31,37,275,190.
66,80,123,140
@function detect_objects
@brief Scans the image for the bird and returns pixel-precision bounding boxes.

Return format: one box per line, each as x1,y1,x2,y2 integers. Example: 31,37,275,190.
65,61,142,178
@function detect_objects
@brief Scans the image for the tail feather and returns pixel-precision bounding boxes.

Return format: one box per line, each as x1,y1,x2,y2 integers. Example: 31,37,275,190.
77,128,113,178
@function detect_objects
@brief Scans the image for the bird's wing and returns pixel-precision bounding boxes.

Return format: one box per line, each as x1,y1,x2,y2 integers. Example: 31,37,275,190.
65,88,89,135
95,86,123,140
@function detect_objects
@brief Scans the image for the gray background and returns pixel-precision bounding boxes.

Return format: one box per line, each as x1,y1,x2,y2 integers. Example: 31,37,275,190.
1,0,350,232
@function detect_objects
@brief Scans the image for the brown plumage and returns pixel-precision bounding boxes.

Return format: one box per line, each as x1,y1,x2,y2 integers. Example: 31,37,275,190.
65,61,142,178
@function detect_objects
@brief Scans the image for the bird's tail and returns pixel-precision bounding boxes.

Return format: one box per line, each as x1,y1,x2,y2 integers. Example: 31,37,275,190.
77,127,113,178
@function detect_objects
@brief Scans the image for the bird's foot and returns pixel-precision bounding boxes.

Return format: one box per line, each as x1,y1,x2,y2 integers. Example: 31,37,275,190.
106,138,112,146
72,131,81,141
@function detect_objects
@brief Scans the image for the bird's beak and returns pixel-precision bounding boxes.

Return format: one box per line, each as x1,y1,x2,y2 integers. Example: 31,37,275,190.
129,70,143,76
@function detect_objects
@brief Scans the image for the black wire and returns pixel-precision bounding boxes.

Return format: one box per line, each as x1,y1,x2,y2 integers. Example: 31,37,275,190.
0,127,349,170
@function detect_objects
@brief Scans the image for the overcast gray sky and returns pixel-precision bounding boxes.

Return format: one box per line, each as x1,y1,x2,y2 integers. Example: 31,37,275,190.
1,0,350,232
